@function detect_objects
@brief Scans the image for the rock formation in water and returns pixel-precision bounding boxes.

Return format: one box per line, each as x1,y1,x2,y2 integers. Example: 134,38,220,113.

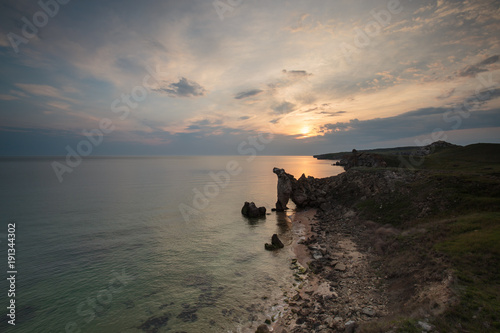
272,167,294,211
241,202,266,218
264,234,284,251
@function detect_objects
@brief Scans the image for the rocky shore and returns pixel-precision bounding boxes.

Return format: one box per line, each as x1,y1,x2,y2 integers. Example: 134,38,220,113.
265,167,455,333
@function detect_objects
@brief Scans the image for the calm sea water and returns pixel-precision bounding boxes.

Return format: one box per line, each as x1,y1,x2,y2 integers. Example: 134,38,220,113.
0,156,343,333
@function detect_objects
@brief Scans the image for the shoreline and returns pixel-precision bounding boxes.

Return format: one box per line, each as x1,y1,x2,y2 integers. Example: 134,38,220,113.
272,208,318,333
270,205,391,333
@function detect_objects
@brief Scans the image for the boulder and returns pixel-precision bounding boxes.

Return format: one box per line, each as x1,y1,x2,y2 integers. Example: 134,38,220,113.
241,202,266,218
265,234,284,250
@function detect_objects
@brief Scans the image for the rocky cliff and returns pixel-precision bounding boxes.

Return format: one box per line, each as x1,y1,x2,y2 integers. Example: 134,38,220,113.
273,167,415,212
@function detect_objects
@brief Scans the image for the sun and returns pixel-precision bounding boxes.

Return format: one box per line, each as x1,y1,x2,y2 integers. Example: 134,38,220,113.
296,125,314,139
300,126,310,135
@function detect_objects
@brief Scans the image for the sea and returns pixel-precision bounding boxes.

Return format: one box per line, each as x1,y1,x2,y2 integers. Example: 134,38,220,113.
0,156,344,333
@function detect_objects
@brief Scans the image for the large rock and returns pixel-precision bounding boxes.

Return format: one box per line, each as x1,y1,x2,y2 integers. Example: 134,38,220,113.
273,167,294,211
241,202,266,218
265,234,284,250
271,167,414,211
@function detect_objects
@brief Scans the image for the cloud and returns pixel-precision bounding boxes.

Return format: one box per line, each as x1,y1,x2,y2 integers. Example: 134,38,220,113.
319,111,347,117
457,55,499,77
319,108,500,144
234,89,263,99
14,83,77,103
478,55,499,66
287,13,311,32
272,101,296,114
184,117,225,132
0,94,19,101
458,65,488,78
318,88,500,144
282,69,312,78
239,116,251,120
155,77,206,98
267,69,313,92
436,88,456,100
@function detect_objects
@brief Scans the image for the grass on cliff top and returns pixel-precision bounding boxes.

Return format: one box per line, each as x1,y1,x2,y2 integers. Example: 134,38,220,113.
434,212,500,332
420,143,500,173
354,143,500,332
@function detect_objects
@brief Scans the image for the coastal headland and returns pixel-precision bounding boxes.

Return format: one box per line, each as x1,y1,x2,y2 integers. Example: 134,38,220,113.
266,142,500,333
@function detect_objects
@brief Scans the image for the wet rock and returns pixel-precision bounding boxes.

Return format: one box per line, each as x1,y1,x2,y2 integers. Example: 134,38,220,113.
265,234,284,250
242,202,267,218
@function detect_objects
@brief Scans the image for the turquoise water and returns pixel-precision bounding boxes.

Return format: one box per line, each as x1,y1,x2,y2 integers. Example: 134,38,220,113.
0,156,343,332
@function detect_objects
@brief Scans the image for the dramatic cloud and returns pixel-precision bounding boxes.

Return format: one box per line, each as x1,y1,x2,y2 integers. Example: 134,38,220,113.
234,89,263,99
1,0,499,155
155,77,206,98
319,89,500,144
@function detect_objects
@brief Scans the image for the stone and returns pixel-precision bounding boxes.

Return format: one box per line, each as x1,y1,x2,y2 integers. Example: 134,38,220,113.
320,202,332,212
265,234,285,250
255,324,270,333
241,202,266,218
334,263,346,271
312,251,324,259
362,307,376,317
344,320,357,333
418,321,433,332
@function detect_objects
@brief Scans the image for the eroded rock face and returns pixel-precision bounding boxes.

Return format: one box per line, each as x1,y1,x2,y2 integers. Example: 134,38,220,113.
241,202,266,218
273,167,294,211
273,167,415,210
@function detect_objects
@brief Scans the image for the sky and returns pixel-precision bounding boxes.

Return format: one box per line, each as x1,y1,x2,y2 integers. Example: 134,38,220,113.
0,0,499,156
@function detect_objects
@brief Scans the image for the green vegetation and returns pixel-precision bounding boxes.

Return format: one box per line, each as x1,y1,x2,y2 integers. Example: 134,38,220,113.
434,212,500,332
352,143,500,332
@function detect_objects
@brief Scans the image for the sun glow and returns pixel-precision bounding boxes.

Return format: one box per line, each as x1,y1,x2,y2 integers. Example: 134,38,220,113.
296,125,316,139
